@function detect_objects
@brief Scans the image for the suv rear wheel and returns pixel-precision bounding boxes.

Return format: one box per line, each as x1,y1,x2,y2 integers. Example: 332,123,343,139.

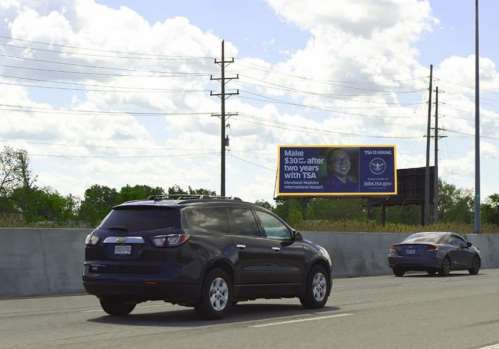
195,268,232,319
99,297,136,316
300,264,330,309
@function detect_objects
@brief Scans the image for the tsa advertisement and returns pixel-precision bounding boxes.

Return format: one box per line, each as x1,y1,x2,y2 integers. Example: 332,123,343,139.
276,145,397,197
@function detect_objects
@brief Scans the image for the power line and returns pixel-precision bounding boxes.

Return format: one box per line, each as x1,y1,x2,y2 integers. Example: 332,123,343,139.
239,92,418,119
0,52,215,75
0,63,210,78
229,153,274,172
236,114,422,140
0,103,213,117
0,80,208,94
0,35,214,60
1,41,212,61
0,73,208,92
238,62,427,90
28,150,220,159
239,74,425,97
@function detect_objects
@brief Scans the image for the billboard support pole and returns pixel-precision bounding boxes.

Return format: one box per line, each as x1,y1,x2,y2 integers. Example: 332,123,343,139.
424,64,433,226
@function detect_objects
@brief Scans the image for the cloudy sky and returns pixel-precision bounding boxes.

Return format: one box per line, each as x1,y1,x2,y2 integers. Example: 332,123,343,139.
1,0,499,203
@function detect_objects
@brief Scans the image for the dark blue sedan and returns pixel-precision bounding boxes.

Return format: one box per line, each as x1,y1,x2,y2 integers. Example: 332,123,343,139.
388,232,481,277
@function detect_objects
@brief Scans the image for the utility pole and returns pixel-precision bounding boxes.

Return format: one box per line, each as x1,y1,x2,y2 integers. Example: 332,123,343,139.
425,64,433,226
210,40,239,196
474,0,481,233
433,87,440,222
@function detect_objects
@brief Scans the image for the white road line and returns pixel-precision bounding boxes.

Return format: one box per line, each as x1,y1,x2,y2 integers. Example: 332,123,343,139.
477,344,499,349
250,313,353,328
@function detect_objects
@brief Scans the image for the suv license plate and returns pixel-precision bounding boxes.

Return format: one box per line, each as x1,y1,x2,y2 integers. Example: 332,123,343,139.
406,249,416,255
114,245,132,255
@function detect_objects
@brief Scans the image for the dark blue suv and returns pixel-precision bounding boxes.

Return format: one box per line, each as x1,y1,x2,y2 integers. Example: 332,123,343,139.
83,196,332,319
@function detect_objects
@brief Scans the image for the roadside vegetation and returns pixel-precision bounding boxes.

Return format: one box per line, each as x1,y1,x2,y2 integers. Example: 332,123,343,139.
1,146,498,233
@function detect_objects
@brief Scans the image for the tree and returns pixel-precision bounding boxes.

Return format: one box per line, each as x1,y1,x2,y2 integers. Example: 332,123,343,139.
119,185,164,202
482,194,499,225
79,185,119,226
9,149,37,220
254,200,273,210
437,181,473,224
0,146,26,197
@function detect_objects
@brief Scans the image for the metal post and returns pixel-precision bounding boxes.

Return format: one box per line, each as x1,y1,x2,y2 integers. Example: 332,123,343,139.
474,0,481,233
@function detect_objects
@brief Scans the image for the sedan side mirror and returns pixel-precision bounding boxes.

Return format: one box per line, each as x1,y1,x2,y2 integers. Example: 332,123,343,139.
466,241,472,248
293,230,303,241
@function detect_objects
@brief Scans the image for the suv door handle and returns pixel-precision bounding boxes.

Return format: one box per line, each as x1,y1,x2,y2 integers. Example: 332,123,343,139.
236,244,246,249
272,247,281,252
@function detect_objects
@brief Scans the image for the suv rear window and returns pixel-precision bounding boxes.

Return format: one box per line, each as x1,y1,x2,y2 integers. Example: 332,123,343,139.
99,207,181,232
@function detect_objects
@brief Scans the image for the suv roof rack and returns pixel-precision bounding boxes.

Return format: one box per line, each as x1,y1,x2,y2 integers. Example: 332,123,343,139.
147,194,243,202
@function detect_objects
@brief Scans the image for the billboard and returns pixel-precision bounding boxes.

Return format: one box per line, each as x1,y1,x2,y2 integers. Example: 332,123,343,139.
276,145,397,197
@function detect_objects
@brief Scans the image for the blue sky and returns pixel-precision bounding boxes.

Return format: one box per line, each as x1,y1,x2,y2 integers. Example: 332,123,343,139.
101,0,309,62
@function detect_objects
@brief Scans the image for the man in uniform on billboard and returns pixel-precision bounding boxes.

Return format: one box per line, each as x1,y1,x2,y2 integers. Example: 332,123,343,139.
322,148,359,192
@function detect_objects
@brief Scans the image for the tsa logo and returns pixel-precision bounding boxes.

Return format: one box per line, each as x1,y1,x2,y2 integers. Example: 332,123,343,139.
369,158,386,175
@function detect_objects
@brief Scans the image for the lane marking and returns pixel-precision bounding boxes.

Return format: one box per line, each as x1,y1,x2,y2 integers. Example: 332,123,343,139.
477,345,499,349
250,313,353,328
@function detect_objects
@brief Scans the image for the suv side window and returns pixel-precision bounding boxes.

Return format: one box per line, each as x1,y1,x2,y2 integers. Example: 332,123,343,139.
255,210,291,241
182,207,229,235
227,207,260,237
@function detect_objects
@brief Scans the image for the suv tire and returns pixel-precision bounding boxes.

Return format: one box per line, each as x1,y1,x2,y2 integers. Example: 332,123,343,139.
195,268,232,319
99,297,136,316
300,264,330,309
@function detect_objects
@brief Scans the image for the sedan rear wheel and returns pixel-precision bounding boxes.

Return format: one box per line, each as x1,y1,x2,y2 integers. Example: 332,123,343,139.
99,297,136,316
469,256,481,275
439,257,451,277
393,268,405,277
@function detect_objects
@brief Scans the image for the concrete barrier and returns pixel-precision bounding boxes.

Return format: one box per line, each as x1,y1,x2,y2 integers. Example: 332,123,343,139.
0,228,88,297
0,228,498,297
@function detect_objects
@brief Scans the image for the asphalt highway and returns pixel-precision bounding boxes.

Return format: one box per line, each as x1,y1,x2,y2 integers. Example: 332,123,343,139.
2,269,499,349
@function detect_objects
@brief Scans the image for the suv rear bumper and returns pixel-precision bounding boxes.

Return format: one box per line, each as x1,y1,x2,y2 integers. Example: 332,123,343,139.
83,275,201,305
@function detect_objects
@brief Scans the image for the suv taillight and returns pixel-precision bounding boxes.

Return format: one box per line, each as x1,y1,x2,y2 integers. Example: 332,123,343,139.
151,233,190,247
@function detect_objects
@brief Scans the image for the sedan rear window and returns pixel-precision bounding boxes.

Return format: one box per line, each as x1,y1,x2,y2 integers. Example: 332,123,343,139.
99,207,181,232
403,233,447,244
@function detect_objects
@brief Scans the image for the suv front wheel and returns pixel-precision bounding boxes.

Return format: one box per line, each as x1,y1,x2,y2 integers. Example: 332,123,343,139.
300,264,330,309
195,268,232,319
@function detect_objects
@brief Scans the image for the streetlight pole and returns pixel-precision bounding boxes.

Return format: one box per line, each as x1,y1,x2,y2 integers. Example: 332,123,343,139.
474,0,481,233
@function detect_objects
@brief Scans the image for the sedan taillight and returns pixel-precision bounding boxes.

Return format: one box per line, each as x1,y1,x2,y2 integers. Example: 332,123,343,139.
425,245,439,252
389,245,399,255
